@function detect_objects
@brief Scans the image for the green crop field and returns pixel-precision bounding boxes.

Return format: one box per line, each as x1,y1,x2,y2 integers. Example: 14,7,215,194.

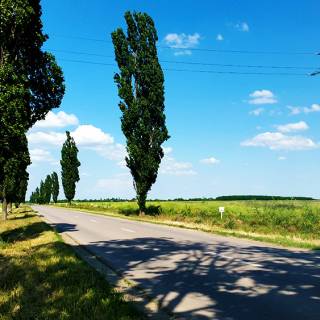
55,200,320,250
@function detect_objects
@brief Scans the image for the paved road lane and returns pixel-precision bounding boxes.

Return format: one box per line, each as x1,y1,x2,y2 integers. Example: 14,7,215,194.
33,205,320,320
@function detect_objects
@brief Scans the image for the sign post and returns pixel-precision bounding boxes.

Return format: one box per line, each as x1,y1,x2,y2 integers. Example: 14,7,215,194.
219,207,225,219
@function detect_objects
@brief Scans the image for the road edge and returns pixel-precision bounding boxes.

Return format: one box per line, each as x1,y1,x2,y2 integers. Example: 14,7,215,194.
37,210,174,320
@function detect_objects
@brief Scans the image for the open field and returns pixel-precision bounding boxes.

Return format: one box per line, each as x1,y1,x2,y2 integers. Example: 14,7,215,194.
55,200,320,249
0,207,142,320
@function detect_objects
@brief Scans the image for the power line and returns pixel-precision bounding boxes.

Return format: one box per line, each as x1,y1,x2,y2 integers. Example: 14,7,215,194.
52,34,318,56
161,60,315,70
49,48,317,70
58,58,307,76
49,49,114,58
310,70,320,76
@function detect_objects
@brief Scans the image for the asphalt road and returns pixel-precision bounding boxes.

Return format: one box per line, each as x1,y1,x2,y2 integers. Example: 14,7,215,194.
33,205,320,320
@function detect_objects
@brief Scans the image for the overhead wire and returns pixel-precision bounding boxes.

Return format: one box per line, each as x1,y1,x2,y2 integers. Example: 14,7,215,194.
49,49,317,70
52,34,319,56
58,58,308,76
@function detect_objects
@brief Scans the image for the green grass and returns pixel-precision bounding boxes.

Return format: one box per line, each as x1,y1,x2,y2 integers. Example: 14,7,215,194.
55,200,320,250
0,207,143,320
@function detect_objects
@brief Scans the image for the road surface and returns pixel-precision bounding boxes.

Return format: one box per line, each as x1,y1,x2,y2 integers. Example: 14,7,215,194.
33,205,320,320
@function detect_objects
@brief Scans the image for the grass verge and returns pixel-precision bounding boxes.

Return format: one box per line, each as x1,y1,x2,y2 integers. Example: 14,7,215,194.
0,206,143,320
54,201,320,250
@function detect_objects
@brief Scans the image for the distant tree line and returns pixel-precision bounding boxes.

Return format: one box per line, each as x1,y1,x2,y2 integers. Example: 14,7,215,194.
30,131,81,204
215,195,314,201
29,172,59,204
50,195,315,203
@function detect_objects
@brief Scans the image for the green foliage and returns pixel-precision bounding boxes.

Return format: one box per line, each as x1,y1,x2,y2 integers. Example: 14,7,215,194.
112,11,169,213
51,172,59,203
39,180,46,204
0,0,65,218
0,0,65,128
60,131,81,203
13,171,29,207
0,67,30,208
29,187,40,204
43,174,52,204
0,134,30,207
29,172,59,204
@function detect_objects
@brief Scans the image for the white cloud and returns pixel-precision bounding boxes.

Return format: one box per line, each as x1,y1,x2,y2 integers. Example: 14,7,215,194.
174,50,192,56
276,121,309,133
287,106,301,115
164,33,200,48
117,160,127,168
163,147,173,155
92,143,126,162
34,111,79,128
164,33,200,55
241,132,317,150
249,90,277,105
80,172,91,177
96,173,134,198
278,156,286,161
235,22,250,32
30,148,56,164
28,131,65,146
28,124,125,163
200,157,220,165
160,154,196,176
72,125,114,146
216,34,224,41
303,104,320,114
28,125,114,147
250,108,264,116
97,177,132,190
288,104,320,115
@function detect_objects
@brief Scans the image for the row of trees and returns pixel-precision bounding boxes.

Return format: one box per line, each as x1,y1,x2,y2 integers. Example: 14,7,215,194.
1,6,168,216
0,0,65,220
30,131,81,204
29,172,59,204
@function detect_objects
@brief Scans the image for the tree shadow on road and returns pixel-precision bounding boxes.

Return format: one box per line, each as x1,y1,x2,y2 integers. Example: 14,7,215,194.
84,236,320,320
49,222,78,233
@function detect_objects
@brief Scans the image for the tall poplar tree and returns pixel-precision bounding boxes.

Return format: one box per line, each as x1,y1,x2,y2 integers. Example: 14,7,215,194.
30,187,40,204
51,172,59,203
0,133,30,219
112,11,169,214
14,171,29,208
0,0,65,219
39,180,45,204
44,174,52,204
60,132,80,204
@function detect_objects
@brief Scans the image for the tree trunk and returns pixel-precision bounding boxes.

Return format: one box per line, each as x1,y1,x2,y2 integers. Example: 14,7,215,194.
2,198,7,221
137,193,146,216
7,202,12,213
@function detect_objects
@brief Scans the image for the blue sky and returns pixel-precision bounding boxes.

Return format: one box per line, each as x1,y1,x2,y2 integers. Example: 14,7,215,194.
27,0,320,199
